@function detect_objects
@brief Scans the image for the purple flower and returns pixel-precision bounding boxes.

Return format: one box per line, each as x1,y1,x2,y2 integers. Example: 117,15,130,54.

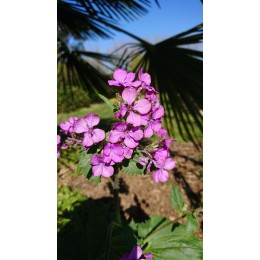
141,114,162,138
60,117,78,134
156,128,168,138
57,135,61,158
108,123,143,149
145,91,160,108
90,155,114,178
156,128,176,148
108,68,141,87
109,122,127,143
74,113,105,148
120,245,153,260
153,158,176,183
124,146,134,159
119,87,151,127
151,105,164,120
138,68,151,87
124,127,143,148
136,68,159,94
103,143,124,163
153,147,170,161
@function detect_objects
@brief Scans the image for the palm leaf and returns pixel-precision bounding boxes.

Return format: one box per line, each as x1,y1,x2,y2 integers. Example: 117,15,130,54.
58,0,154,40
58,39,119,96
116,24,203,146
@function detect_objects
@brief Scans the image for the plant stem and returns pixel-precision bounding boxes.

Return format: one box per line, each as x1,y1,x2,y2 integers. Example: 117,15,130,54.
104,222,114,260
113,168,121,224
104,168,121,259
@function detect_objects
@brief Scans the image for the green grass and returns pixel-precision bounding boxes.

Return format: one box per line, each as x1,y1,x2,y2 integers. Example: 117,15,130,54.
57,102,114,124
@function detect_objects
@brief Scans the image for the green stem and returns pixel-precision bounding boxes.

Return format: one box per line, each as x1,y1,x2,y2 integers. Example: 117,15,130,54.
104,168,121,259
113,168,121,224
104,222,113,260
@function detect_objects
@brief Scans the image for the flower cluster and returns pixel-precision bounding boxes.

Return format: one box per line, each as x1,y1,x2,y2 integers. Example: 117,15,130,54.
105,68,175,182
57,68,176,183
57,113,105,156
120,245,153,260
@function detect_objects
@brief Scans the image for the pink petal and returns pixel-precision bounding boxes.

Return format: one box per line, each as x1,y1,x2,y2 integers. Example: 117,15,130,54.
119,102,128,117
102,165,114,177
139,157,148,166
138,68,144,78
140,113,150,126
74,118,89,133
82,133,94,147
131,80,142,87
110,152,124,163
113,122,127,131
152,105,164,119
126,111,142,127
124,135,138,148
153,158,165,169
153,170,160,183
153,169,169,183
113,68,127,82
133,98,151,114
164,138,175,148
124,147,133,159
109,129,125,143
125,72,135,82
128,127,143,141
90,155,103,166
151,119,162,132
108,80,121,86
156,128,168,138
113,145,124,156
158,169,169,182
164,158,176,170
145,254,153,259
114,111,121,119
84,113,100,128
139,68,151,85
92,128,105,143
122,87,136,106
57,135,61,144
92,164,103,176
144,123,153,138
69,116,77,124
154,148,168,160
60,121,71,131
129,245,143,259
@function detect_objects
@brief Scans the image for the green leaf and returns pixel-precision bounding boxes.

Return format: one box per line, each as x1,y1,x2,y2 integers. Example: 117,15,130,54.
98,94,114,111
121,154,145,176
133,215,202,260
170,186,186,213
77,150,101,184
185,212,199,234
135,216,167,239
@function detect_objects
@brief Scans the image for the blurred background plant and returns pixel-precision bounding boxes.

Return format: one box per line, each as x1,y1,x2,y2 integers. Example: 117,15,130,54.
57,0,203,145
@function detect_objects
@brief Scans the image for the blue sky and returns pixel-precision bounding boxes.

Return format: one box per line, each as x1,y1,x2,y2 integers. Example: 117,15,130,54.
86,0,203,53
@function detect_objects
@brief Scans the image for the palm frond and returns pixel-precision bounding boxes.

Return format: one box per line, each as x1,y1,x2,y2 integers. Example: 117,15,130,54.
58,0,153,40
58,40,118,97
116,24,203,147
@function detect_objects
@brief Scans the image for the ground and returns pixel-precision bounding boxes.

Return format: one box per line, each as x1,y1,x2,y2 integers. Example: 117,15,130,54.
58,140,203,239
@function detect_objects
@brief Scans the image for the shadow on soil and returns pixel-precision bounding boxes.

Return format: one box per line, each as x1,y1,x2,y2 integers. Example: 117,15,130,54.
58,183,149,260
174,170,202,209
